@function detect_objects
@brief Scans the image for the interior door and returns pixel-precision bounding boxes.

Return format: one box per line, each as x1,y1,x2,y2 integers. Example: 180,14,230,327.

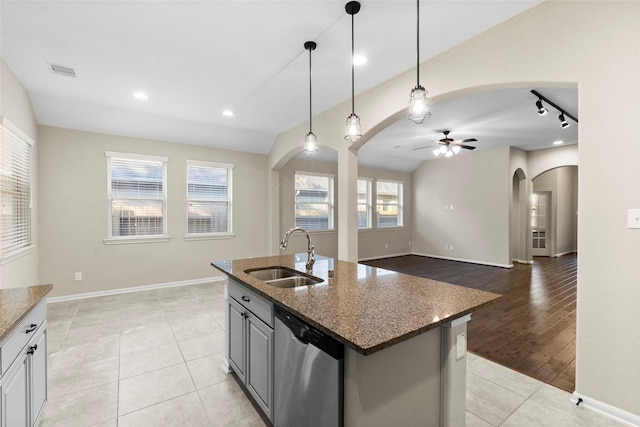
531,191,551,256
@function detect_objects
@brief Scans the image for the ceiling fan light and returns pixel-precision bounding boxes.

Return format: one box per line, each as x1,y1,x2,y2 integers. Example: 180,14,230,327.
536,99,548,116
345,113,362,143
433,148,441,156
304,132,319,156
439,145,447,154
452,145,461,154
409,85,431,124
445,149,453,158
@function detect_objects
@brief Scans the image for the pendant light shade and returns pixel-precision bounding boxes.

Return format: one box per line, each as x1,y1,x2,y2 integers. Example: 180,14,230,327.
303,41,319,156
345,1,362,144
408,0,431,124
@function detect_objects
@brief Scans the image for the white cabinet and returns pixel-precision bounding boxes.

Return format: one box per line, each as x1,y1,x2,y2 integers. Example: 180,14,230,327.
227,279,273,421
0,301,48,427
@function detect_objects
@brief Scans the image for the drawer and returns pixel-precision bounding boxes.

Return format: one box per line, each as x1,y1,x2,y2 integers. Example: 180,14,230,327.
228,279,273,327
1,300,47,375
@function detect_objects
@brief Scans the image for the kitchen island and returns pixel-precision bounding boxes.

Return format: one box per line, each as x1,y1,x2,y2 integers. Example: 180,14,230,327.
212,255,500,426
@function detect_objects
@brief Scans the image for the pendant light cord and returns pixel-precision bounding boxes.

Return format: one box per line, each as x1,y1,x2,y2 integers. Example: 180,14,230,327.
416,0,420,87
308,47,313,133
351,12,355,114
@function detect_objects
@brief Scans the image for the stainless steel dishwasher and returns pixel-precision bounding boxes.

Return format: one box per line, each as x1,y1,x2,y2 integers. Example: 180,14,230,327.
274,305,343,427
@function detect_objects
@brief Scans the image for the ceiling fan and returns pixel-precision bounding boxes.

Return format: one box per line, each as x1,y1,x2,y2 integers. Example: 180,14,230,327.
413,130,477,157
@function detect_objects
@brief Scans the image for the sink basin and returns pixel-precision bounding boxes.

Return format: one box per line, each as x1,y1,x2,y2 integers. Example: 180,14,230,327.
244,267,323,288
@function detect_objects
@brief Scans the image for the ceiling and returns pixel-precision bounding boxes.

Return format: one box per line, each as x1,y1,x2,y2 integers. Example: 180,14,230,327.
0,0,576,173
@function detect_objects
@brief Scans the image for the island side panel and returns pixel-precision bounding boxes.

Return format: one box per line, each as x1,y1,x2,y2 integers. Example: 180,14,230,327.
441,319,469,427
343,327,442,427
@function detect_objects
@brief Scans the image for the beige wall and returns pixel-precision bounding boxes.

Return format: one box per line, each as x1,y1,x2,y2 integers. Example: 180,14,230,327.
37,126,269,298
533,166,578,256
269,1,640,417
413,147,511,267
357,166,412,261
0,60,39,288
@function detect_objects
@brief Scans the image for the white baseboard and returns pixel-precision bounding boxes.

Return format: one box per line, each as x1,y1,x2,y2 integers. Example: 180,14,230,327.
571,392,640,426
47,276,225,303
512,259,534,265
358,252,412,262
554,250,577,257
412,252,514,269
220,357,232,375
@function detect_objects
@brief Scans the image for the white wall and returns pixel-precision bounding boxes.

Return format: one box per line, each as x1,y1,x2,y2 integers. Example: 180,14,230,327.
412,147,511,267
269,1,640,418
37,126,269,298
0,60,39,288
358,166,412,261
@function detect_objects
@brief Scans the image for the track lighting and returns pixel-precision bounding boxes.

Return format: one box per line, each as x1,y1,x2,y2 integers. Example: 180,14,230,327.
344,1,362,144
303,41,319,156
559,113,569,128
536,99,548,116
408,0,431,124
530,89,578,128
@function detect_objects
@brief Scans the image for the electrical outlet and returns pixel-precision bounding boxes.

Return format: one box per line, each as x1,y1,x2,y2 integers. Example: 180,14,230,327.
628,209,640,229
445,244,449,250
450,204,454,210
385,243,388,249
74,272,82,281
450,245,454,251
456,332,467,360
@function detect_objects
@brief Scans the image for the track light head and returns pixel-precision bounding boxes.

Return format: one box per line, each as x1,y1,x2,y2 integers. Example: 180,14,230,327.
536,99,548,116
559,113,570,128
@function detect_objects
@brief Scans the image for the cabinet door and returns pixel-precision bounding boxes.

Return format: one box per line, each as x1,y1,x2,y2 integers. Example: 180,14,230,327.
247,314,273,419
30,328,47,425
228,298,246,382
2,354,29,427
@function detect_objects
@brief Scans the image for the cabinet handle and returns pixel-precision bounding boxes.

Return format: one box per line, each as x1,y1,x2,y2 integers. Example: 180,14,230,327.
25,323,37,334
27,344,38,355
241,296,250,302
241,311,248,319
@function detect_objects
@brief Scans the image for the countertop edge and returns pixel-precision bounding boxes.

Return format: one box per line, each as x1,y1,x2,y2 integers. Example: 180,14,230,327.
0,284,53,343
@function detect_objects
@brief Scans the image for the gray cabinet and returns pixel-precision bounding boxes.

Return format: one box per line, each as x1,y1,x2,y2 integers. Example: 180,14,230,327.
0,301,48,427
227,279,273,420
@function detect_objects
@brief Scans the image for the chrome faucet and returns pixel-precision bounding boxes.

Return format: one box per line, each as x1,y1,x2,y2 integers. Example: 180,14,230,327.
280,227,315,272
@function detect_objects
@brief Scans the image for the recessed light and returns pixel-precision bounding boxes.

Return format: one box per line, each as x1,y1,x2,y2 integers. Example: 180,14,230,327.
133,92,148,100
222,110,234,117
553,140,564,145
353,55,367,66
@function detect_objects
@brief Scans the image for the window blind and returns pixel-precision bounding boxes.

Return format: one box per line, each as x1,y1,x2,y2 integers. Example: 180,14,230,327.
186,161,233,235
376,180,403,228
106,152,167,238
295,172,334,231
0,119,33,258
357,178,372,229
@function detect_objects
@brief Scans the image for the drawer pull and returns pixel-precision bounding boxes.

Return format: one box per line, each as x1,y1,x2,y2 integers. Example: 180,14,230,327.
25,323,37,334
241,296,250,302
27,344,38,355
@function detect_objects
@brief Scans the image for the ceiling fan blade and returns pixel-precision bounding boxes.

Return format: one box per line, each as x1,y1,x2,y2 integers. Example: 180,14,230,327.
412,144,437,151
452,138,478,144
459,145,476,150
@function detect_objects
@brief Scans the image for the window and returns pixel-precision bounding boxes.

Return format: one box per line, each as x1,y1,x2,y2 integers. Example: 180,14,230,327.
357,178,372,229
376,180,403,228
0,118,33,259
295,172,334,231
106,152,168,240
186,160,233,236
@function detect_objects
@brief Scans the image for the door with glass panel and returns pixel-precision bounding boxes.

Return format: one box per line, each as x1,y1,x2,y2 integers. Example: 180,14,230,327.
531,191,551,256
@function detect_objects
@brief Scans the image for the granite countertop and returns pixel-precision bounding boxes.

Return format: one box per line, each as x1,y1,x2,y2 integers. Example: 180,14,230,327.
212,255,500,355
0,284,53,342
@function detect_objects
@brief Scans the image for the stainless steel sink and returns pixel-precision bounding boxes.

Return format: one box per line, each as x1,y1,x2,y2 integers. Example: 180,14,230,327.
244,267,323,288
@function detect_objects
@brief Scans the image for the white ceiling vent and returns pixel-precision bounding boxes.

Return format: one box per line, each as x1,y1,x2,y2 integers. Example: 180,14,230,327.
48,63,76,78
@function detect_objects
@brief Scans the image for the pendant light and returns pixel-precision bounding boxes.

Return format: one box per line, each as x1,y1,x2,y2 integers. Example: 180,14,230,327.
344,1,362,144
303,41,319,156
408,0,431,124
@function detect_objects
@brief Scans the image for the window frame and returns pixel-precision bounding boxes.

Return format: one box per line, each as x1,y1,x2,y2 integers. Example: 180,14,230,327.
0,117,34,263
104,151,169,244
376,179,404,228
294,171,335,232
185,160,234,240
357,178,372,230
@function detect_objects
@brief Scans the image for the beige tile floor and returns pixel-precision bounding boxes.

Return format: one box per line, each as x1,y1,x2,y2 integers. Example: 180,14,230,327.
40,282,625,427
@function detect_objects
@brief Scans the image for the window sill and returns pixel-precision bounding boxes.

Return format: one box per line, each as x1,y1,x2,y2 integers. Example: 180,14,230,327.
104,236,170,245
358,227,374,232
305,229,336,235
376,226,405,231
184,233,235,241
0,245,35,265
